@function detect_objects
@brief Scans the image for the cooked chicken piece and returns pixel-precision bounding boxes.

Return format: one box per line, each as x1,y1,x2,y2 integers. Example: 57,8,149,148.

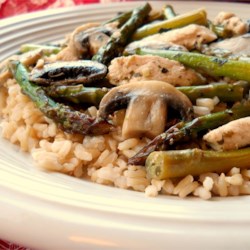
0,50,43,85
108,55,205,86
203,117,250,151
125,40,188,55
0,59,15,85
209,35,250,56
127,24,217,51
214,12,248,36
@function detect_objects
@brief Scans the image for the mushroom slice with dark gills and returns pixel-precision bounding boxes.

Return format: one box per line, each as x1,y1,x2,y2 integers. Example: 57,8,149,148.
29,60,107,85
57,23,117,61
98,80,193,139
74,25,116,58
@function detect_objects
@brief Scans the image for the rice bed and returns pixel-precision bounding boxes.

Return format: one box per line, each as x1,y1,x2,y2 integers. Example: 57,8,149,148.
1,79,250,200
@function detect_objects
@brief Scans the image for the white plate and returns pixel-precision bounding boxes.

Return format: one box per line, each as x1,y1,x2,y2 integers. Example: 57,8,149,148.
1,2,250,249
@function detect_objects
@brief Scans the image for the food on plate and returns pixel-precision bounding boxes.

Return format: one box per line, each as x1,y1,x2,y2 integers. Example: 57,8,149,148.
1,3,250,200
128,100,250,166
93,3,152,64
136,48,250,82
129,24,217,51
213,11,248,36
107,55,205,86
98,80,193,139
146,148,250,179
29,60,108,85
203,117,250,151
8,61,112,135
131,8,208,40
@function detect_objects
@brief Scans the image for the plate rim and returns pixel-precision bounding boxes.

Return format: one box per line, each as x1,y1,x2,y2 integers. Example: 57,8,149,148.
1,2,250,249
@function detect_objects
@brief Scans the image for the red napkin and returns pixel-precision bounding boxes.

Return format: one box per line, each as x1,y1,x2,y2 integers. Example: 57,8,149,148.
0,0,100,19
0,239,32,250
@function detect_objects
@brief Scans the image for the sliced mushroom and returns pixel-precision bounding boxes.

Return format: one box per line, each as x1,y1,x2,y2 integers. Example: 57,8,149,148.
75,25,114,56
57,22,117,61
29,60,107,85
122,95,168,139
98,80,193,139
57,23,99,61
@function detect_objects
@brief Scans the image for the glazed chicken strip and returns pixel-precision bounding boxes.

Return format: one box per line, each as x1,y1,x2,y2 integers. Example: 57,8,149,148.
126,24,217,51
214,12,248,36
203,117,250,151
108,55,205,86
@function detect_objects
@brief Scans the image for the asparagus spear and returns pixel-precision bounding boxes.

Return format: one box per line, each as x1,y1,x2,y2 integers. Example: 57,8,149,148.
93,3,152,65
20,44,61,56
132,8,207,40
9,60,112,135
177,82,250,103
47,81,246,108
45,84,109,106
104,9,162,27
103,11,132,27
146,148,250,179
163,5,177,20
128,100,250,165
208,21,233,39
136,48,250,82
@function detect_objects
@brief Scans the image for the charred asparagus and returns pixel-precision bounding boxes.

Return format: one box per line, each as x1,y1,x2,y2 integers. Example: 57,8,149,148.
146,148,250,179
129,100,250,165
93,3,151,65
177,82,249,103
136,48,250,82
9,60,112,135
132,8,207,40
103,10,132,27
20,44,61,56
45,84,108,106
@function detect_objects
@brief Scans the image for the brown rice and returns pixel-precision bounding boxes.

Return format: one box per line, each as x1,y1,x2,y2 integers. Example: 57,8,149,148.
1,78,250,200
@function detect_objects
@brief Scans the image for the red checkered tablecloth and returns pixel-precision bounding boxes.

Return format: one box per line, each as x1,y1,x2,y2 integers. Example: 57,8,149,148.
0,240,32,250
0,0,121,19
